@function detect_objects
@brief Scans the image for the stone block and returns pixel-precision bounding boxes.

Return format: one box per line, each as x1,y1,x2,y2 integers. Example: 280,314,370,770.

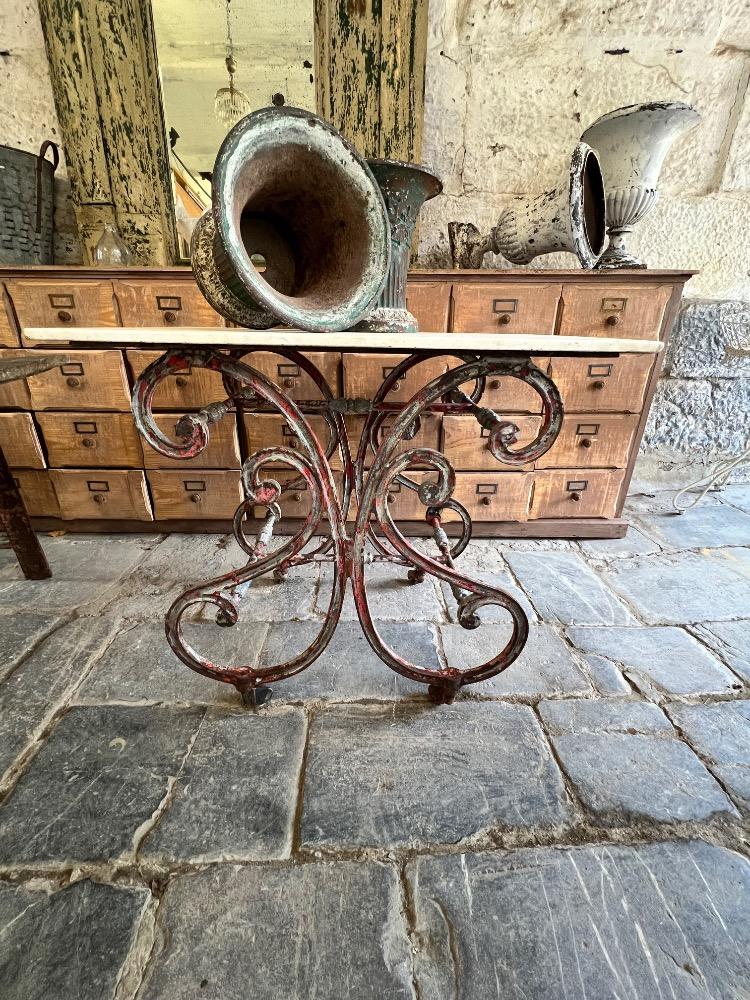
408,840,750,999
0,579,118,614
504,551,637,626
0,534,156,583
0,704,203,866
136,863,414,1000
301,702,571,848
0,611,61,684
566,625,742,698
669,700,750,808
691,619,750,681
439,622,591,698
538,697,734,822
318,562,445,623
627,501,750,552
0,879,148,1000
600,547,750,624
578,526,661,561
579,653,631,695
439,567,537,624
643,378,715,453
719,485,750,514
141,708,305,862
664,300,750,378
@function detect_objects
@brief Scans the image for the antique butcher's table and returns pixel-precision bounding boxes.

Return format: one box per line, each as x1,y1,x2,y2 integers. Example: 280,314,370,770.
26,325,661,705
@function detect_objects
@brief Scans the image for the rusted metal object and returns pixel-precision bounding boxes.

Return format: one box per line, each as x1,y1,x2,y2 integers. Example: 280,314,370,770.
356,160,442,333
192,106,390,332
131,348,563,705
448,221,493,269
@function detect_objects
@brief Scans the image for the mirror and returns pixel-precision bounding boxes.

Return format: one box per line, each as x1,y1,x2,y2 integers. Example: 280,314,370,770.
151,0,315,256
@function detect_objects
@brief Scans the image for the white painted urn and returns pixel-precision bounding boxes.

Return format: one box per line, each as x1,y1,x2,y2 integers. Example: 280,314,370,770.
581,101,701,269
491,142,606,269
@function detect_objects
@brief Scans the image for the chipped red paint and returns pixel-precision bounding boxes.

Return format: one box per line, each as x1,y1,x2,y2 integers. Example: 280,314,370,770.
131,348,563,705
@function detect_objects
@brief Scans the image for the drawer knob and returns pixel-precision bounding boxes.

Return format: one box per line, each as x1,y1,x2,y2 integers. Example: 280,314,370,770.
579,437,593,448
292,492,302,503
92,493,107,505
392,380,401,391
591,379,606,390
569,491,582,501
175,375,188,388
606,314,620,326
480,496,491,506
387,493,396,504
189,493,203,503
497,313,511,325
66,375,81,388
283,377,296,389
488,379,500,390
81,438,95,448
57,309,72,322
163,311,177,324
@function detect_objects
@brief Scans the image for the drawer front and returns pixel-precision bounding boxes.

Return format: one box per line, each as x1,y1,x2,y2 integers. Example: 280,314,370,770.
7,280,117,339
442,414,541,471
345,412,441,468
558,283,672,339
537,413,639,469
547,354,654,412
143,413,240,469
242,351,340,401
148,470,243,519
250,469,344,520
0,350,32,408
12,469,60,517
451,282,561,334
27,350,131,411
343,353,448,403
127,350,227,410
477,356,549,413
115,279,224,328
405,281,451,332
244,413,342,470
0,412,45,468
452,472,533,521
530,470,627,519
51,470,153,520
35,412,142,467
0,287,19,346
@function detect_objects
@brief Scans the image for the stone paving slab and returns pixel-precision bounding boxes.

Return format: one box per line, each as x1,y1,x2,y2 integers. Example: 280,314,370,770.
439,567,537,624
600,547,750,624
0,618,119,779
317,562,445,622
141,708,306,862
122,533,243,584
566,625,743,698
578,525,662,560
578,652,631,694
302,702,571,848
0,705,203,867
137,862,414,1000
259,619,439,700
718,484,750,514
691,619,750,682
408,840,750,1000
231,570,320,622
0,878,149,1000
669,701,750,810
440,622,592,698
504,551,638,626
76,622,267,705
628,502,750,552
0,534,157,582
0,611,62,684
538,698,735,823
0,579,119,614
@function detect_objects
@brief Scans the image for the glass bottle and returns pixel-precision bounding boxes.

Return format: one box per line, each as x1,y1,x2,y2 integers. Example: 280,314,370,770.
92,222,132,265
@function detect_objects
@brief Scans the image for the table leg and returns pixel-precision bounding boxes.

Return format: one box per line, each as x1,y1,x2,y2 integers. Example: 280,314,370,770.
0,446,51,580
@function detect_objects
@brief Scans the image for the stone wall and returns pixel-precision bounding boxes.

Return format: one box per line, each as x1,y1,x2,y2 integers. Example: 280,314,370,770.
0,2,82,263
419,0,750,487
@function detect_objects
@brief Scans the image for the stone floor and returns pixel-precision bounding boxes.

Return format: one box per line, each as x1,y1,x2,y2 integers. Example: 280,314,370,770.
1,487,750,999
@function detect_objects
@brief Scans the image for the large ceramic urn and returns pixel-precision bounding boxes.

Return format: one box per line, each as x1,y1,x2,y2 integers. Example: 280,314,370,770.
581,101,701,269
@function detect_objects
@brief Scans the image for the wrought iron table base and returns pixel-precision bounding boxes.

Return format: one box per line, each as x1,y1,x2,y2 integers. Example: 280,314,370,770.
132,348,563,705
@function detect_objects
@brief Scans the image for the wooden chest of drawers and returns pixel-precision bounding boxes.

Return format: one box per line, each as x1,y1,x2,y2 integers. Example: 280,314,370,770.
0,265,691,537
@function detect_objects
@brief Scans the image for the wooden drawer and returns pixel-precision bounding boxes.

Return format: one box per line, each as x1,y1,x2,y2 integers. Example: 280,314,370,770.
343,353,448,403
345,412,441,467
452,472,533,521
538,413,639,469
0,412,45,468
144,413,240,469
115,279,224,328
451,282,561,334
242,351,340,401
447,355,549,413
51,469,153,520
244,413,343,470
405,281,451,332
442,414,541,471
35,412,142,468
558,282,672,339
12,469,60,517
127,350,227,410
530,470,627,519
0,349,32,408
6,279,117,343
0,287,19,346
27,350,131,411
547,354,654,412
148,470,243,519
250,469,344,520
